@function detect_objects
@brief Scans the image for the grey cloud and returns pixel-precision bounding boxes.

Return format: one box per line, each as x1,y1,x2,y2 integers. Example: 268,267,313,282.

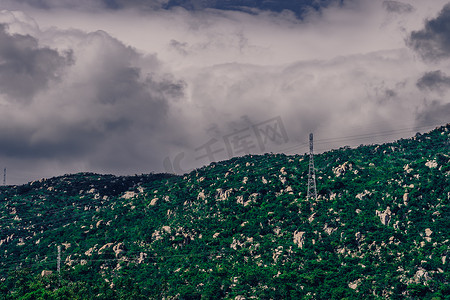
417,70,450,92
0,125,103,159
416,100,450,127
382,1,414,14
0,28,186,176
0,24,71,102
3,0,104,9
1,1,449,185
408,3,450,61
103,0,169,10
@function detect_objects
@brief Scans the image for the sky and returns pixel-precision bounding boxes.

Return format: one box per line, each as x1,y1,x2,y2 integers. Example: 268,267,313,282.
0,0,449,185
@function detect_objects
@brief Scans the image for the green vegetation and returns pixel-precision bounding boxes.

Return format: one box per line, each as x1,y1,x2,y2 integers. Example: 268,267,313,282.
0,124,449,299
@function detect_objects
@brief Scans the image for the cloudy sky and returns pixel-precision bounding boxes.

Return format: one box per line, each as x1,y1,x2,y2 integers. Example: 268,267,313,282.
0,0,449,185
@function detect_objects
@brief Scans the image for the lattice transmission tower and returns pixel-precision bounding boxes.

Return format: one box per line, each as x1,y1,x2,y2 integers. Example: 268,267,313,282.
307,133,317,200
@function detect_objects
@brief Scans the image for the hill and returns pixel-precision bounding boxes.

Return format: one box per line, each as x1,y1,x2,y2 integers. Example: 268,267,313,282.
0,124,449,299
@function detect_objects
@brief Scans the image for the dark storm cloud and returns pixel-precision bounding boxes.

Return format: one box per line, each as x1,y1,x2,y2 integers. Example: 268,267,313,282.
4,0,344,17
0,28,186,170
162,0,344,16
0,125,103,158
417,70,450,92
408,3,450,61
0,24,71,102
103,0,168,10
416,100,450,126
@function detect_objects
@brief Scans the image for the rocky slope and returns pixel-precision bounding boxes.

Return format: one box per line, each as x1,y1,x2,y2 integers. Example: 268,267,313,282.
0,124,449,299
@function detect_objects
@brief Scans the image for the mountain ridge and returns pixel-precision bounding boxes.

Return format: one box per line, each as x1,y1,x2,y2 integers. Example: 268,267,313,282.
0,123,449,299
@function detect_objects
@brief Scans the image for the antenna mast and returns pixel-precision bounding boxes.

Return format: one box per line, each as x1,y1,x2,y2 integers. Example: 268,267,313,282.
307,133,317,200
3,168,5,186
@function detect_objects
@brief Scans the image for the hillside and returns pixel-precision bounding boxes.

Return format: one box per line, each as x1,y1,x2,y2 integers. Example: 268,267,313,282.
0,124,449,299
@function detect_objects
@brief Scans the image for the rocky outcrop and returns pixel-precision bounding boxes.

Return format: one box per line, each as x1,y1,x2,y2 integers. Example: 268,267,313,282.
333,162,353,177
293,231,305,248
121,191,137,199
41,270,53,277
216,188,234,201
403,193,409,206
424,228,432,242
376,207,391,226
425,160,438,168
113,243,126,258
98,243,114,254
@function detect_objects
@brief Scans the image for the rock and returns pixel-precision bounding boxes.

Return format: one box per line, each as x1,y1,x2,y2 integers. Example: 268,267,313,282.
413,267,431,284
273,227,281,236
356,190,371,200
138,252,147,264
293,231,305,248
216,188,233,201
272,246,283,263
323,224,336,235
376,207,391,226
98,243,114,254
85,246,96,256
333,162,353,177
41,270,53,277
65,255,74,266
113,243,126,258
249,193,259,202
152,230,162,241
403,164,413,173
213,233,220,239
121,191,137,199
393,221,400,230
150,198,158,206
403,193,409,205
425,160,438,168
197,191,206,200
424,228,432,242
285,186,294,194
348,279,361,290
